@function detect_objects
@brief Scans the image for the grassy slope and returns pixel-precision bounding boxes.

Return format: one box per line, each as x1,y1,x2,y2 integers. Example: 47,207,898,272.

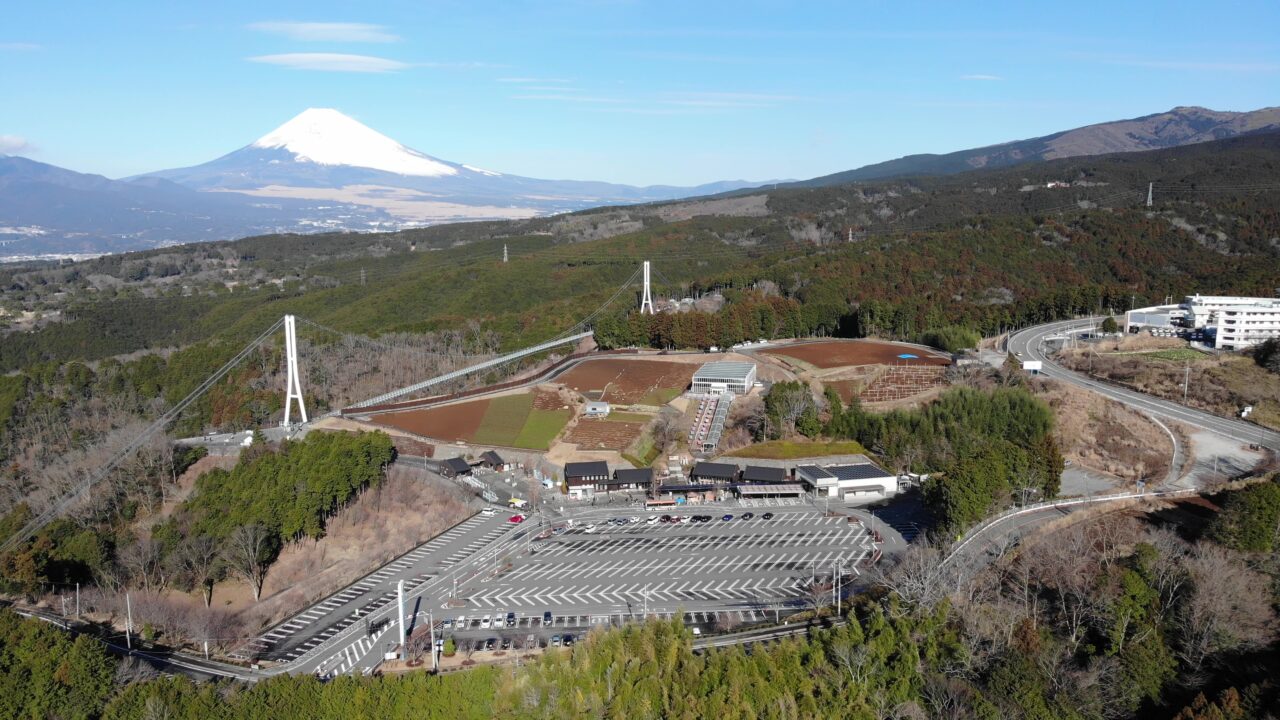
727,439,870,459
472,393,572,450
513,410,573,450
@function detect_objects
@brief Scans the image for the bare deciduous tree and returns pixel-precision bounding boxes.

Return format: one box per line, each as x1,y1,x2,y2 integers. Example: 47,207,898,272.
174,535,220,607
119,537,167,593
874,543,948,613
1177,543,1275,671
224,524,272,601
651,409,683,454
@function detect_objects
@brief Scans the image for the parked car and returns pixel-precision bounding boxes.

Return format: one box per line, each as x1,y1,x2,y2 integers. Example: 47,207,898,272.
509,514,526,523
584,524,597,534
484,638,496,651
629,516,641,524
660,514,672,523
741,512,754,520
442,618,454,629
563,634,575,647
721,514,733,521
455,615,467,628
506,612,516,627
647,516,660,525
501,637,512,650
481,506,496,517
542,611,553,627
762,512,775,520
480,614,492,629
551,634,562,647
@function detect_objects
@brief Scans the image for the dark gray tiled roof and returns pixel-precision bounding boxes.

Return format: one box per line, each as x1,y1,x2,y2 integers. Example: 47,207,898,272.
565,460,610,478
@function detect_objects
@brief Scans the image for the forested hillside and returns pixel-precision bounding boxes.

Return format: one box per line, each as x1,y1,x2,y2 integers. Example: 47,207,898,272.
2,133,1277,379
4,476,1278,718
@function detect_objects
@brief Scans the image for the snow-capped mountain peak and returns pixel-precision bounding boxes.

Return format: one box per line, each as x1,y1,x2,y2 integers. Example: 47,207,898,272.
251,108,460,177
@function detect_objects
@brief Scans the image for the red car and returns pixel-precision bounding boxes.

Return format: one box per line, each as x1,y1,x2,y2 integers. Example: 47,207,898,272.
509,514,526,524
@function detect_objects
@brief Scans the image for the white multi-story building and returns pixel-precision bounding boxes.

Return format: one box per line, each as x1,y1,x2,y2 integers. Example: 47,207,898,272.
1125,294,1280,351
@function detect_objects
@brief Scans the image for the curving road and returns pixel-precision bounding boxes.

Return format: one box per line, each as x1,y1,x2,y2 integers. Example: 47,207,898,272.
1009,319,1280,450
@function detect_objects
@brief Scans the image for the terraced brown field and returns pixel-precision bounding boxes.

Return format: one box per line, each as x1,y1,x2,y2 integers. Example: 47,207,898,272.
763,340,950,369
372,398,489,443
557,358,696,405
563,419,646,451
532,389,569,411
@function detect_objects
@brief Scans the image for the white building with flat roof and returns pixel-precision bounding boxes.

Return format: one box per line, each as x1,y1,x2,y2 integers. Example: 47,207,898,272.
1125,294,1280,351
691,361,757,395
795,462,899,503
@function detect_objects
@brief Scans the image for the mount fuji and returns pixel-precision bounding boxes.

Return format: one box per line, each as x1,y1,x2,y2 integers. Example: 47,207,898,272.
139,108,767,224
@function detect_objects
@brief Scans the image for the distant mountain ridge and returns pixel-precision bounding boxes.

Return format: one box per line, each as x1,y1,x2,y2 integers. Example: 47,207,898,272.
1,108,771,258
139,108,769,213
795,105,1280,187
0,155,391,256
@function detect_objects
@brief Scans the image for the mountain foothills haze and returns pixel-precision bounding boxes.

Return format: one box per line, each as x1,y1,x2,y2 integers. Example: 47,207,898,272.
2,104,1278,257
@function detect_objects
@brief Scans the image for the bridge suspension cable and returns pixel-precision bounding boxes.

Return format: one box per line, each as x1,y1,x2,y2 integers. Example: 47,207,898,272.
0,317,288,554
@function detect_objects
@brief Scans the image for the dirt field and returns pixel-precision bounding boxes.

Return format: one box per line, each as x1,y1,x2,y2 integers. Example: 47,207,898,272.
762,339,951,369
563,419,647,451
532,388,571,410
373,397,490,443
368,391,571,450
557,357,698,405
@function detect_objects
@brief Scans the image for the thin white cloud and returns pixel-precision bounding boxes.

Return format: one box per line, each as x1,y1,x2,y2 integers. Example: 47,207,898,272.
497,77,573,84
0,135,33,154
248,21,399,43
0,42,40,51
248,53,408,73
960,74,1003,81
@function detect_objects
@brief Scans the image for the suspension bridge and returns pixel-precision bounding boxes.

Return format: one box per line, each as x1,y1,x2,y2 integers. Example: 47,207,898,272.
0,259,661,553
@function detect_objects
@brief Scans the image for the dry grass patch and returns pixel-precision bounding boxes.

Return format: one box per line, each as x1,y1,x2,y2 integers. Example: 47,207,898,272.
1037,379,1172,483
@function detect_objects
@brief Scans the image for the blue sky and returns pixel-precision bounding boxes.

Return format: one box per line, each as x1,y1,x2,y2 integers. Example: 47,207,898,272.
2,1,1278,185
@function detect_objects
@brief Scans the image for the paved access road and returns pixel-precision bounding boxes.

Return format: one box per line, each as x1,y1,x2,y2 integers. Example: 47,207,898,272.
1009,319,1280,450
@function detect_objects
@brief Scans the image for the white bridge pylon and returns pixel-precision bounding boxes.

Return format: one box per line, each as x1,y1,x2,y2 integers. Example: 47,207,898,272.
282,314,308,426
640,260,655,314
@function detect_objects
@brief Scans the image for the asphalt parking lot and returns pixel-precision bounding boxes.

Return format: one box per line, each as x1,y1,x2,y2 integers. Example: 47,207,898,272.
460,507,877,616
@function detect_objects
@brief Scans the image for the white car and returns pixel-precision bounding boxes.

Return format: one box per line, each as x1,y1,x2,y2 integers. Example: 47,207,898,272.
584,524,597,534
629,516,641,524
456,615,467,628
481,506,495,517
480,614,492,629
646,516,659,525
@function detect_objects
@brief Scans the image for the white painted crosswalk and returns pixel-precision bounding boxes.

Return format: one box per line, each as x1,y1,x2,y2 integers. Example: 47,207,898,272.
467,575,808,608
